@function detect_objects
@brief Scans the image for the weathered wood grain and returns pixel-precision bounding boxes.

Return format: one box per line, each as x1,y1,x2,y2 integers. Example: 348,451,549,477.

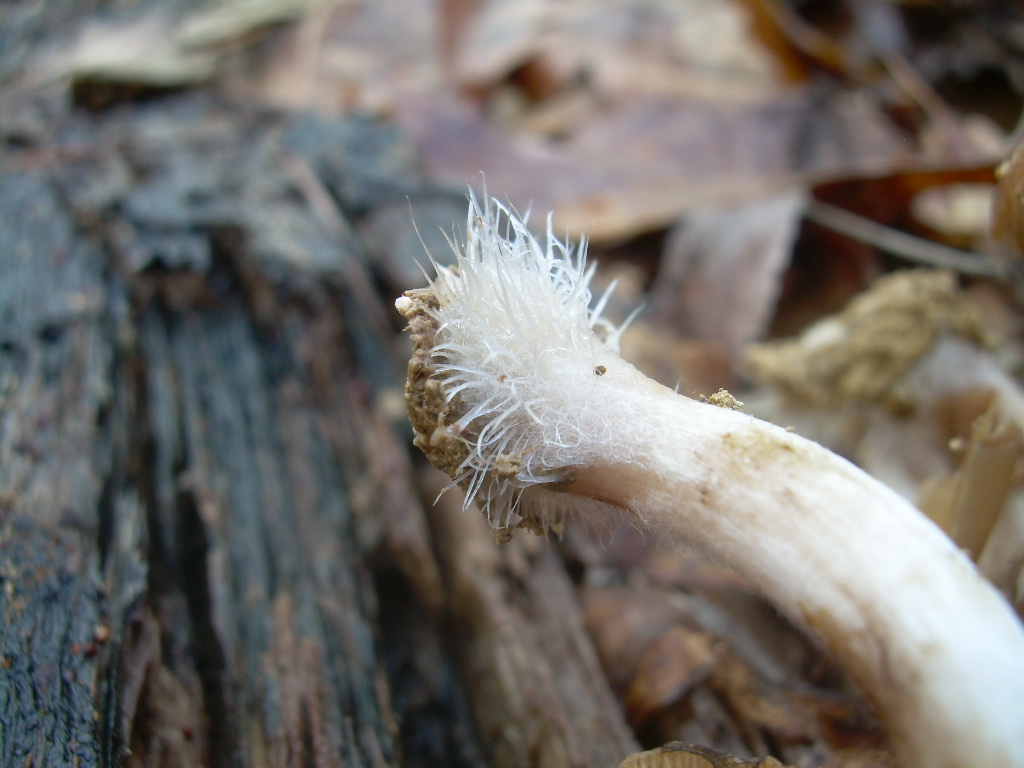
424,472,640,768
0,172,121,768
0,93,638,768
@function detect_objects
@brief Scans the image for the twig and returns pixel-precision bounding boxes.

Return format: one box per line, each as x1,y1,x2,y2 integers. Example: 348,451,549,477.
806,199,1008,279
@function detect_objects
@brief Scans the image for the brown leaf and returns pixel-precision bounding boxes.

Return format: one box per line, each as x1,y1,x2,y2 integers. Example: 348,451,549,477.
57,13,219,87
814,165,996,222
619,323,736,399
55,0,335,92
179,0,336,49
922,399,1022,558
455,0,785,97
746,270,980,409
625,626,720,725
993,136,1024,259
652,191,806,355
619,741,790,768
711,655,819,744
581,587,688,695
254,0,435,113
547,88,909,242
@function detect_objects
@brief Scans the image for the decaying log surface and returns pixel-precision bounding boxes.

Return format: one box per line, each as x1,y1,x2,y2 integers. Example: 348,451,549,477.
0,91,638,768
0,169,134,768
424,473,640,768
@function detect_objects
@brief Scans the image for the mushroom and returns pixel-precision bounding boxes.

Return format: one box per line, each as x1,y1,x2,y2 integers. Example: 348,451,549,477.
396,194,1024,768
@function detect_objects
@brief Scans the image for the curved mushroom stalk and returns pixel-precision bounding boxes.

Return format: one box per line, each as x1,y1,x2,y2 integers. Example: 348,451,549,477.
396,193,1024,768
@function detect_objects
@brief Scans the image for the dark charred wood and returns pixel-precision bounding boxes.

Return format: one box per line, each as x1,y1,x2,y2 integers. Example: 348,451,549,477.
0,90,636,768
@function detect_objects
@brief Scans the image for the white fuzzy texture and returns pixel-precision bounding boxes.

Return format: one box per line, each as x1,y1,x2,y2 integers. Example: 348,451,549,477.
428,194,625,524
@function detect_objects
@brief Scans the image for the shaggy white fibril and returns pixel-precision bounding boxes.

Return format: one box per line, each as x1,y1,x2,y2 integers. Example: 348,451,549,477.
425,194,626,523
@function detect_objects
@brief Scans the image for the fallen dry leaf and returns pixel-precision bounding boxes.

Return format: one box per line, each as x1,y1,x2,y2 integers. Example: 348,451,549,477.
652,190,806,355
55,12,218,88
993,135,1024,259
711,655,819,744
179,0,334,49
919,399,1022,558
745,270,981,409
252,0,439,113
581,587,688,696
51,0,335,93
626,626,721,726
454,0,783,97
619,741,790,768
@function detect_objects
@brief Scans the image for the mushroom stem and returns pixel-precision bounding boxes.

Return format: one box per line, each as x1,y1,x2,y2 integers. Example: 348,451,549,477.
397,194,1024,768
568,356,1024,768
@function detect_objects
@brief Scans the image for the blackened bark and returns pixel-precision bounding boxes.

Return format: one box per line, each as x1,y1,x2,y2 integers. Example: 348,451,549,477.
0,93,636,768
0,172,123,768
